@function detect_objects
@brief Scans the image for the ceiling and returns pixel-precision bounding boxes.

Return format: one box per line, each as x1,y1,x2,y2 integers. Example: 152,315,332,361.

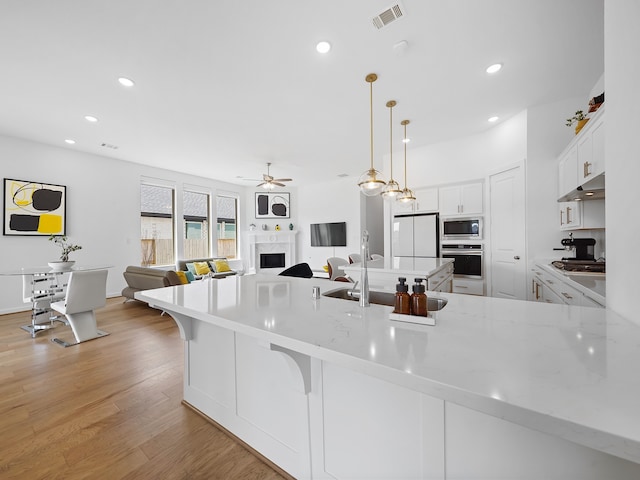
0,0,604,188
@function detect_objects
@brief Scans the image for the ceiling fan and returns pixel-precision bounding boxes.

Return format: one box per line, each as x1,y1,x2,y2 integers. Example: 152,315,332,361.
256,162,292,189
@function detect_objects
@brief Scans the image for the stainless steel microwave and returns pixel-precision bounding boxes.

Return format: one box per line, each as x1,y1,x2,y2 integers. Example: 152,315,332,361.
442,218,482,240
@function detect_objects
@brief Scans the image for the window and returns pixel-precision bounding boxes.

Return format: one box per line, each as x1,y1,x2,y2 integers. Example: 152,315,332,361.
217,195,237,259
183,190,210,258
140,183,175,266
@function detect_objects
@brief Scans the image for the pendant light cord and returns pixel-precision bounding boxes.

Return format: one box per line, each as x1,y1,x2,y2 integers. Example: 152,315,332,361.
370,79,374,169
403,121,408,188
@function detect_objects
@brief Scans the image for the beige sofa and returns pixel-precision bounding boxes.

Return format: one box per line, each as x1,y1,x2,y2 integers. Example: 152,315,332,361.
121,266,183,301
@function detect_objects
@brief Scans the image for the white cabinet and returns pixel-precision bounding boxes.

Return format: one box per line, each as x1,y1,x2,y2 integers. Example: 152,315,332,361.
577,112,605,184
558,199,605,230
393,187,439,214
439,182,483,216
558,146,578,198
557,106,605,200
427,263,453,292
452,277,484,296
530,265,604,308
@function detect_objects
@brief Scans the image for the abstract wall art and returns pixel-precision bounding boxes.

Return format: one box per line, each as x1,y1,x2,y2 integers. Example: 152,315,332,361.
255,192,290,219
3,178,67,236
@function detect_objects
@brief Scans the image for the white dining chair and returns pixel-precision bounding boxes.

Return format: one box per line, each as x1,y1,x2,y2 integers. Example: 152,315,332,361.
51,269,109,347
327,257,349,281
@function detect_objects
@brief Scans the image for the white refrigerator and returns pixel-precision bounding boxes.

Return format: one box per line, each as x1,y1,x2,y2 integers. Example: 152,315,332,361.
392,213,440,258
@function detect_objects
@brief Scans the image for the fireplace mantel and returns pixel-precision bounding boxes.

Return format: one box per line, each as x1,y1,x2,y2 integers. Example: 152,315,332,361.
247,230,299,273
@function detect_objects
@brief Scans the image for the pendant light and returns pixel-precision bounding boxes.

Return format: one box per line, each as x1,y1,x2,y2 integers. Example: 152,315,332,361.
358,73,386,196
381,100,402,199
398,119,416,203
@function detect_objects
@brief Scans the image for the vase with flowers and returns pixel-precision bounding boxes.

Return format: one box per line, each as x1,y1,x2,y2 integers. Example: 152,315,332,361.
48,234,82,270
566,110,589,135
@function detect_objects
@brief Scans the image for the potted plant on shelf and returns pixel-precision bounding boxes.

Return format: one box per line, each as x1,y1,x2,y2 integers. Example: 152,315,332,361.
48,234,82,270
566,110,589,135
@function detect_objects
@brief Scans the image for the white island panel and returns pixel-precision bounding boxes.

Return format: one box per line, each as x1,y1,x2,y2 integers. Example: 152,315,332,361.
137,274,640,478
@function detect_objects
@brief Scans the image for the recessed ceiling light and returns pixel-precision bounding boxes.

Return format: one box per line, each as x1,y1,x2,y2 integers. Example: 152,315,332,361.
316,41,331,53
488,116,499,123
65,139,76,145
585,191,595,196
84,115,98,123
118,77,135,87
486,63,503,74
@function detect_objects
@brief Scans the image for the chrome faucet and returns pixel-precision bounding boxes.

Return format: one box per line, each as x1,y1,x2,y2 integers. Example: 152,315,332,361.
359,230,370,307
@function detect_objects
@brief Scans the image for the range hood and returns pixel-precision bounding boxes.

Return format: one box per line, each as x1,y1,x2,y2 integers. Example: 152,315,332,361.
558,173,605,202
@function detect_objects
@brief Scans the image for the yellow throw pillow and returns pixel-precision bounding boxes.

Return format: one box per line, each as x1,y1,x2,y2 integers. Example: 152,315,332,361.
175,271,189,284
193,261,211,275
213,259,231,273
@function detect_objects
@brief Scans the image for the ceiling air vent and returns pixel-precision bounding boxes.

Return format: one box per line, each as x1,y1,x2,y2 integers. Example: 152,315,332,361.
101,142,119,150
372,3,405,29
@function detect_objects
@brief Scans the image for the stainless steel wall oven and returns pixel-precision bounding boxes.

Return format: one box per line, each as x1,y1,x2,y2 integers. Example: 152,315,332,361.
441,243,483,279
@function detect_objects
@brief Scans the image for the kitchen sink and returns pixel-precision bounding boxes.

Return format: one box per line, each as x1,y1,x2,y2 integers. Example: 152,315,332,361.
322,287,448,311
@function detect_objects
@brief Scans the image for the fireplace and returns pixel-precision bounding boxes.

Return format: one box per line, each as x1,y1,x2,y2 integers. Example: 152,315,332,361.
248,230,298,274
260,253,285,269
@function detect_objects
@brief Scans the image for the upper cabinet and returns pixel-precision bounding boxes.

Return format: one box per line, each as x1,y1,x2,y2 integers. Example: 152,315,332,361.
393,187,439,214
439,182,483,216
557,106,605,201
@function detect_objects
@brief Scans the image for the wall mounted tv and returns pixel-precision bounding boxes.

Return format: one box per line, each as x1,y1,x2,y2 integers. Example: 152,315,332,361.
310,222,347,247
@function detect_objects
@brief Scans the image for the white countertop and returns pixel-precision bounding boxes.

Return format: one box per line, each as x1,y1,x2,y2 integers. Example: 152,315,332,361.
137,274,640,464
342,257,453,278
535,260,605,304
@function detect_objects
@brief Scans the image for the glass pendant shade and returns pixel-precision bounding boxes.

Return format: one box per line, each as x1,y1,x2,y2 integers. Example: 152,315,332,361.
359,73,386,195
398,187,416,203
382,179,402,198
358,168,386,196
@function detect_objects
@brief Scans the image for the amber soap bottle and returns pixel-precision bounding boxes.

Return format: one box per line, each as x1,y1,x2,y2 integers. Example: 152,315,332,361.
410,278,428,316
394,277,411,315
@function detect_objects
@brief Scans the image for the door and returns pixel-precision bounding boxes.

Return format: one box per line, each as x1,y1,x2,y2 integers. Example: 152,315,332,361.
392,216,414,257
413,214,438,257
489,164,527,300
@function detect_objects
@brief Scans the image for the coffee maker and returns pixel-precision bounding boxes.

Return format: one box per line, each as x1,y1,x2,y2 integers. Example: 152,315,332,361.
561,234,596,261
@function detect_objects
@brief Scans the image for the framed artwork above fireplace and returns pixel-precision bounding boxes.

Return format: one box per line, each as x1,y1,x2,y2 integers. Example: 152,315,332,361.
255,192,289,219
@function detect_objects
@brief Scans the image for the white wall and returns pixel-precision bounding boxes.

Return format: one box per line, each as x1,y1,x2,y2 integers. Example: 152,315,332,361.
295,177,362,270
604,0,640,323
389,110,527,189
0,134,245,314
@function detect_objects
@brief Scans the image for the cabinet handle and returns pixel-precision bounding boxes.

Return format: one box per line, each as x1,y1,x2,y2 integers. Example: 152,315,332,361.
560,210,564,226
566,206,572,224
535,282,540,300
583,161,592,178
561,292,573,299
457,285,468,289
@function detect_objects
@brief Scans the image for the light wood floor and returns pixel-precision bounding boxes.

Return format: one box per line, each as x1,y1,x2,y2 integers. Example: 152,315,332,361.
0,298,290,480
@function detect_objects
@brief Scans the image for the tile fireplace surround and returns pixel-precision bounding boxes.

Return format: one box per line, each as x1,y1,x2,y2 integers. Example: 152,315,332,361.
247,230,298,274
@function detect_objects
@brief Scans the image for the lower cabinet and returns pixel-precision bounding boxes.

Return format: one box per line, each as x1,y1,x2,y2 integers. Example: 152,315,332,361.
452,277,485,296
427,263,453,292
531,266,604,307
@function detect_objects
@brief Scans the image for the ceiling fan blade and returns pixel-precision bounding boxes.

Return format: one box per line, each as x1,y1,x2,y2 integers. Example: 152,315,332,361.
256,182,266,187
271,182,286,187
272,178,292,182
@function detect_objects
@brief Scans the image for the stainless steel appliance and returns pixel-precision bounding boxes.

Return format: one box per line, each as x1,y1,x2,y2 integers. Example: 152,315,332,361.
442,217,482,240
552,235,604,273
441,243,483,279
392,213,439,259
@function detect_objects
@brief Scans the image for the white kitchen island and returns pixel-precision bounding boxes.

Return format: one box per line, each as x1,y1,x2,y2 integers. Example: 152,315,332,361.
341,257,454,292
137,274,640,480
